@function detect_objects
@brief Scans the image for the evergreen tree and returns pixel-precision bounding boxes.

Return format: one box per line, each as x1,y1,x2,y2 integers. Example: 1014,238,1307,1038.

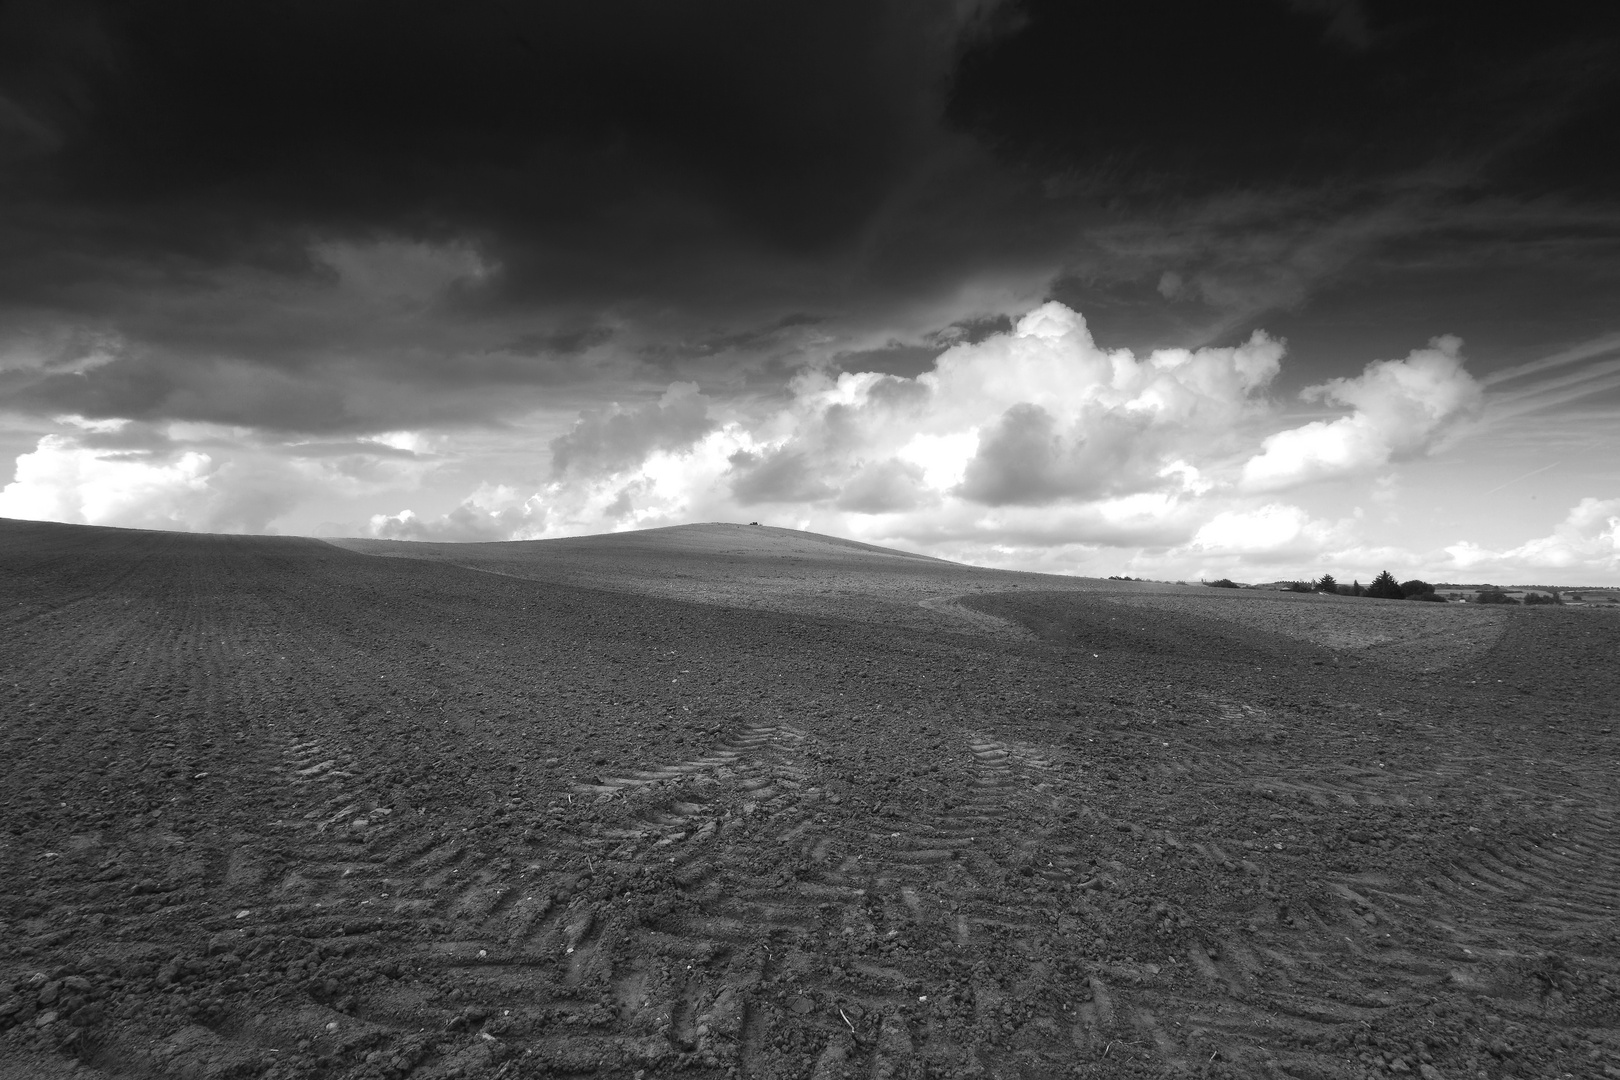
1317,573,1338,593
1366,570,1404,599
1350,579,1363,596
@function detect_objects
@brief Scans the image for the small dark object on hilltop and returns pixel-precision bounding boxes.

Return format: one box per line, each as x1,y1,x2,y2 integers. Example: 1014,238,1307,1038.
1476,589,1519,605
1365,571,1405,599
1108,575,1140,581
1206,578,1239,589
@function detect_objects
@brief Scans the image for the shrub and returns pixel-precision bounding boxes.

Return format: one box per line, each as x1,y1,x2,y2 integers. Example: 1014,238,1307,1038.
1399,579,1436,598
1475,589,1518,605
1523,591,1562,605
1411,591,1447,602
1206,578,1240,589
1286,580,1314,593
1365,571,1404,599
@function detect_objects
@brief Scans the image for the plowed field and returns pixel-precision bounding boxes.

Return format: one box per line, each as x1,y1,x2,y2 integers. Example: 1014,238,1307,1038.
2,519,1617,1080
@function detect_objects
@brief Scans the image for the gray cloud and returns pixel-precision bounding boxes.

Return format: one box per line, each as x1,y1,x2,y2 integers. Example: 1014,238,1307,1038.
499,327,615,357
835,458,929,514
550,382,715,478
370,496,544,542
955,403,1148,506
727,448,835,506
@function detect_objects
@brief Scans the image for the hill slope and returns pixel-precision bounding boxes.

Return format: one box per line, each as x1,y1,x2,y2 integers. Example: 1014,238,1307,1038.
2,517,1618,1079
334,521,948,565
327,521,1086,635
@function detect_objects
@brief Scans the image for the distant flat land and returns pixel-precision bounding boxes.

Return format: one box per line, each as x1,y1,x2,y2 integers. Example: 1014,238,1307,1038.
3,518,1618,1079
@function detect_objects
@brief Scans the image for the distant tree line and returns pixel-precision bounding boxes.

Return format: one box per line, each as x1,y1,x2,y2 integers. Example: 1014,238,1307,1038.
1476,588,1564,605
1203,574,1577,604
1276,571,1448,600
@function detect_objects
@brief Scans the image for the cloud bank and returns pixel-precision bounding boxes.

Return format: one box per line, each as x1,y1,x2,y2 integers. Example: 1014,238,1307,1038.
353,301,1617,581
0,419,441,534
4,299,1615,584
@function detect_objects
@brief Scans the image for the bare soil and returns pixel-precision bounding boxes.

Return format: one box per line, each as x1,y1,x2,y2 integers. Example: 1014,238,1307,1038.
2,519,1618,1080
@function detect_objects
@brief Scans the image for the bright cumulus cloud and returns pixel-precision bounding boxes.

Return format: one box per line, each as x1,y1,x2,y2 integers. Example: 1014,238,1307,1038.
379,301,1291,547
1443,498,1620,576
0,434,222,530
728,300,1284,510
369,484,547,542
1188,504,1348,559
1241,335,1483,491
796,301,1286,509
0,421,441,535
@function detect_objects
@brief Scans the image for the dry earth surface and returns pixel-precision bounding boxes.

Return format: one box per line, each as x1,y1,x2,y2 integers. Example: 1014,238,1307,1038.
2,519,1618,1080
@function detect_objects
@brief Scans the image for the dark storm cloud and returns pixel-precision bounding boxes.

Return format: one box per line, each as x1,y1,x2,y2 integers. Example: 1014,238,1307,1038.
0,0,1020,431
834,313,1015,377
499,327,616,358
0,0,976,264
0,0,1615,436
640,314,826,364
947,0,1620,194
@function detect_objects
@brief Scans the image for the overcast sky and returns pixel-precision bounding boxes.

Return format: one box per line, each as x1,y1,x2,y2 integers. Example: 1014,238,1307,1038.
2,0,1618,584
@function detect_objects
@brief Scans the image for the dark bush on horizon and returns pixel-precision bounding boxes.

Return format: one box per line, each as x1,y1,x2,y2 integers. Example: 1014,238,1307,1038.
1206,578,1240,589
1365,571,1405,599
1523,591,1563,605
1400,579,1436,598
1286,580,1314,593
1411,591,1447,602
1475,590,1518,605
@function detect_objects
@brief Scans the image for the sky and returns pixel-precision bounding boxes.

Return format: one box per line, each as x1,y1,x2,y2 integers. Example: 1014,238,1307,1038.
1,0,1618,585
